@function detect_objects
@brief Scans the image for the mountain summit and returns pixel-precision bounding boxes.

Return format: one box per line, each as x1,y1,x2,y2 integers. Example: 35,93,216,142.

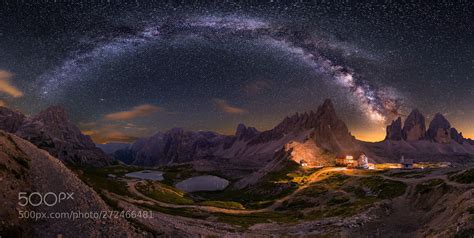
116,99,356,167
384,110,470,145
0,106,111,166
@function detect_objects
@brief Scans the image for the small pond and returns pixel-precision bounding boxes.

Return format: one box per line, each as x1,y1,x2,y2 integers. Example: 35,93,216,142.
125,170,164,181
175,175,229,192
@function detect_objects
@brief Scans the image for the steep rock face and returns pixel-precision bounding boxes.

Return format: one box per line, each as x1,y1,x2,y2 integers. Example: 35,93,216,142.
15,106,111,166
248,99,355,153
402,109,426,141
0,107,25,133
308,99,356,152
450,128,464,144
426,113,451,144
386,117,402,141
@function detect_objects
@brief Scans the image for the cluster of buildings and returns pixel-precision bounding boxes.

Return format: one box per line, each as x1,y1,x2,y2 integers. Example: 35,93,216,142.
334,152,414,170
335,152,371,169
295,150,419,170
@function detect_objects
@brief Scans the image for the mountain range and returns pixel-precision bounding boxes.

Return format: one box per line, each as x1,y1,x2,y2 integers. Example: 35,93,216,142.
112,99,474,169
0,99,472,169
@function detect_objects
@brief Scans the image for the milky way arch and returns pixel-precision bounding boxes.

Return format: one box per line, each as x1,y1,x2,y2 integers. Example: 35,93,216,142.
37,15,402,122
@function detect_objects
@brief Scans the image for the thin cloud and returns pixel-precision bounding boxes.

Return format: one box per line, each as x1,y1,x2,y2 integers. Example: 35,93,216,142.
243,80,271,95
0,70,24,98
104,104,162,121
0,100,6,107
83,129,138,144
214,99,246,114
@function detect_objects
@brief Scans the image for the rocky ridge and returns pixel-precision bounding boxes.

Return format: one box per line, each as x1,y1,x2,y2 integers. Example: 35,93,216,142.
116,99,357,167
385,109,470,145
0,106,111,166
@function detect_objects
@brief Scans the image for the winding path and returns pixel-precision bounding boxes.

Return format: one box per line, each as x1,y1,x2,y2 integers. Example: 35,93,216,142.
124,167,346,214
121,167,472,215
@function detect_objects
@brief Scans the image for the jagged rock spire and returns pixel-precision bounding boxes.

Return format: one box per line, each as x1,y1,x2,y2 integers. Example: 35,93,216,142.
386,117,402,141
402,109,426,141
426,113,451,143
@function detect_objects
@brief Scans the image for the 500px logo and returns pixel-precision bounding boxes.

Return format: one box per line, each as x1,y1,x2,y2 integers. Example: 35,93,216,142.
18,192,74,207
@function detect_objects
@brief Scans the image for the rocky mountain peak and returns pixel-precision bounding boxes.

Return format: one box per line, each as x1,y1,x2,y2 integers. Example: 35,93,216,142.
235,123,259,140
32,106,68,125
309,99,356,152
402,109,426,141
318,99,337,117
427,113,452,143
14,106,112,166
386,117,402,141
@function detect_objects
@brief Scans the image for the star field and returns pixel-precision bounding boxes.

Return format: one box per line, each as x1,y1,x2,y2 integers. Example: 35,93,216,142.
0,1,473,143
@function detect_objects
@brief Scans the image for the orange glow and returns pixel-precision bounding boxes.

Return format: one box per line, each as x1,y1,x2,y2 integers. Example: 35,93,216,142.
350,128,386,142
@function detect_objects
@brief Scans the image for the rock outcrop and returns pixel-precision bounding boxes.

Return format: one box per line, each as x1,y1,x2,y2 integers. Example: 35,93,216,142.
308,99,356,152
450,128,464,144
0,107,25,133
386,117,403,141
402,109,426,141
381,110,471,146
0,131,141,237
426,113,451,144
15,106,112,166
0,106,111,166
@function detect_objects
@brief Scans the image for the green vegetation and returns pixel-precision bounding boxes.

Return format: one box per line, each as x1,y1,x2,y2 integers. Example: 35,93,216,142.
13,156,29,169
160,164,197,185
136,181,194,205
327,195,350,206
415,179,445,194
279,173,404,221
449,169,474,184
387,169,432,178
199,201,245,210
72,165,138,197
455,228,474,238
194,161,307,209
468,207,474,215
0,163,8,172
358,176,407,199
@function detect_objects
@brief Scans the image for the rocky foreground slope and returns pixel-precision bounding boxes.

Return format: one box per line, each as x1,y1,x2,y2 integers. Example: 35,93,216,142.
0,106,111,166
0,131,141,237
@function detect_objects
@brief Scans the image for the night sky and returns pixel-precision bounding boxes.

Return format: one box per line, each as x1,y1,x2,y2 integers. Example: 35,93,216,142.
0,1,473,143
